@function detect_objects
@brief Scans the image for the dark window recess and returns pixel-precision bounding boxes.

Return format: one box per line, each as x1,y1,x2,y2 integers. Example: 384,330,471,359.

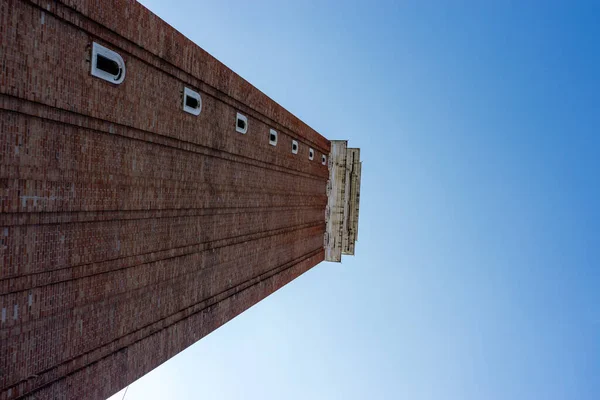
237,119,246,130
96,54,121,78
293,143,298,151
270,133,277,142
185,96,200,109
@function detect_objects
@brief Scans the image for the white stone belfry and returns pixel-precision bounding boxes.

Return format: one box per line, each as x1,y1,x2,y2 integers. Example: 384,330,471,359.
325,140,362,262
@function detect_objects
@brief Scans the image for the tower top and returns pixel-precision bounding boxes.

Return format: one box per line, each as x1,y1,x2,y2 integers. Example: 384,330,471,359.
325,141,362,262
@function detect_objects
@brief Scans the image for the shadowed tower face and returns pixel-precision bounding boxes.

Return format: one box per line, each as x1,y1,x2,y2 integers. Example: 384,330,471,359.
0,1,361,399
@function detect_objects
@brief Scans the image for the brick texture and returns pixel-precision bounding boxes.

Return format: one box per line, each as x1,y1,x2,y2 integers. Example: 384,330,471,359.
0,0,330,398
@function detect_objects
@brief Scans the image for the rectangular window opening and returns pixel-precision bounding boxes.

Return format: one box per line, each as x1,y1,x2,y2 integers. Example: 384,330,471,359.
185,96,199,109
90,42,126,84
96,54,120,76
183,87,202,116
236,113,248,134
269,129,278,146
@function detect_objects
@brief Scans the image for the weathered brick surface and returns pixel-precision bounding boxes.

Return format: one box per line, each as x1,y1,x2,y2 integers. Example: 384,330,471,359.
0,0,329,399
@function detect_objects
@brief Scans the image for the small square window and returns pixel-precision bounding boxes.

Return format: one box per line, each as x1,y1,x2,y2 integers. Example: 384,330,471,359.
91,42,126,84
236,113,248,134
322,155,327,165
183,87,202,116
292,140,299,154
269,129,278,146
309,148,314,160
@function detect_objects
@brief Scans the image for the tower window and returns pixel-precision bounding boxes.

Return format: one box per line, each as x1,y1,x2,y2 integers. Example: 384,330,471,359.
269,129,278,146
183,87,202,116
96,54,120,76
292,140,299,154
91,42,126,84
309,148,314,160
322,155,327,165
236,113,248,134
185,96,199,109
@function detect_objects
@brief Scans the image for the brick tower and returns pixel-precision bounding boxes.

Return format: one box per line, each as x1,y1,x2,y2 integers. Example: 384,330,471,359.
0,1,361,399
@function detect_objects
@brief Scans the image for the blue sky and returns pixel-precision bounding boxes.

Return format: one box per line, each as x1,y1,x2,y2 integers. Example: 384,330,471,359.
109,1,599,399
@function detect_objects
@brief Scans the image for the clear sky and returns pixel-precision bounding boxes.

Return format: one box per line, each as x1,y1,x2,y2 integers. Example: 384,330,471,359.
109,1,599,399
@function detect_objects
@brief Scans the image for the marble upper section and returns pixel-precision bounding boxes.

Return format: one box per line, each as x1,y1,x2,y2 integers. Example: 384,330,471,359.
324,141,362,262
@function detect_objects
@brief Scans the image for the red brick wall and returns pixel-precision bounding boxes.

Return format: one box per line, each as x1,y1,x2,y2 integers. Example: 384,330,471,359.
0,1,329,398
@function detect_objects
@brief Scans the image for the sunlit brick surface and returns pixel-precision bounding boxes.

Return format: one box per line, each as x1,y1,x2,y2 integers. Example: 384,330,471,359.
0,1,330,398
